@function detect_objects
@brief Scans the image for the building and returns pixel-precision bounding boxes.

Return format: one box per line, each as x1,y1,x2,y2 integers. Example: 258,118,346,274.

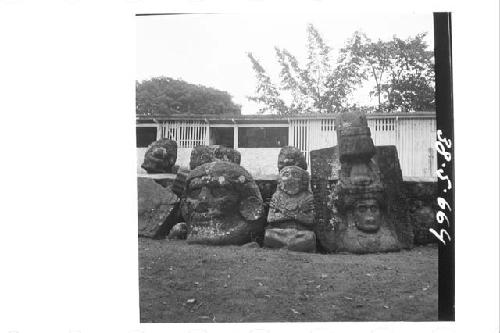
137,112,437,181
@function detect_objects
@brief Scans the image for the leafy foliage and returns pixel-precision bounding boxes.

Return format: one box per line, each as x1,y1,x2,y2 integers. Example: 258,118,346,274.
247,26,435,114
247,53,288,114
248,24,365,114
351,32,435,112
136,77,241,116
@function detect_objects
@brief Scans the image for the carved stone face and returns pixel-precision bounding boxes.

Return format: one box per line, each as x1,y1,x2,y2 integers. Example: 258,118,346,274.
181,161,264,245
277,146,307,171
353,199,381,233
278,166,307,195
185,177,240,224
141,139,177,174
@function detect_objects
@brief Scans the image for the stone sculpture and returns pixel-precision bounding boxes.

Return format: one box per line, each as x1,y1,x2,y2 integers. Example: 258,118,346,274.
277,146,307,171
264,165,316,252
137,177,180,239
311,111,412,253
189,145,241,170
181,161,265,245
403,181,438,245
141,138,178,174
168,222,188,240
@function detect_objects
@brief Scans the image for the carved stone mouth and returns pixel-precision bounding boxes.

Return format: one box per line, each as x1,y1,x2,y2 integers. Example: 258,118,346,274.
355,221,380,233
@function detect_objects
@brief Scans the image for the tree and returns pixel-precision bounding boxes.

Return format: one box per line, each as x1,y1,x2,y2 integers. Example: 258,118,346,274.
385,33,435,111
247,53,288,114
248,24,366,115
248,26,435,114
346,32,435,112
136,77,241,116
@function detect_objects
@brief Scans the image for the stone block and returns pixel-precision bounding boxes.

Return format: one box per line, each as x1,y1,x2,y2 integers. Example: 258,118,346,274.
168,222,188,240
138,177,180,239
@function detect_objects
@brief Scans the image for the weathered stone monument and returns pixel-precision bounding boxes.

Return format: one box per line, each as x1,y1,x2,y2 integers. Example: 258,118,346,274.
168,222,188,240
403,181,438,245
137,177,180,239
277,146,308,171
264,165,316,252
189,145,241,170
141,138,178,174
181,161,265,245
311,111,413,253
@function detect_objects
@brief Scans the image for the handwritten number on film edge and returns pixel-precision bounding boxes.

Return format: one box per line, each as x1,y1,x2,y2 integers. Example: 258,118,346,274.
430,130,452,245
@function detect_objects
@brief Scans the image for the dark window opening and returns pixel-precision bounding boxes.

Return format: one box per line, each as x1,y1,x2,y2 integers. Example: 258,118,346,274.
238,127,288,148
136,127,157,148
210,127,234,148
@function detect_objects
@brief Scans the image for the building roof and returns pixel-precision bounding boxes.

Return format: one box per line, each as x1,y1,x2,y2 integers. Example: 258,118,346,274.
136,111,436,124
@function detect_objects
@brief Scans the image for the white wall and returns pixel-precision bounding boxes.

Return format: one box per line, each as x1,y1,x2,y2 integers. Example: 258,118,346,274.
137,147,281,178
239,148,281,178
137,148,148,174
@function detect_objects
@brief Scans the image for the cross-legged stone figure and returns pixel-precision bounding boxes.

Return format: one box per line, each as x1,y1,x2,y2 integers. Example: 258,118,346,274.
264,165,316,252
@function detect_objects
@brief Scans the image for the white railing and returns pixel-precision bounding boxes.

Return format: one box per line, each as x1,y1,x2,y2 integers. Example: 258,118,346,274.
162,120,209,148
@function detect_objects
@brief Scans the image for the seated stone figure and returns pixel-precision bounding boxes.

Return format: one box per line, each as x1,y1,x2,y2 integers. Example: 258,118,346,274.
264,165,316,252
277,146,307,171
189,145,241,170
181,161,265,245
141,138,177,174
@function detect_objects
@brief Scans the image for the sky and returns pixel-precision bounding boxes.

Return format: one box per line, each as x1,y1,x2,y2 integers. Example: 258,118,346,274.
136,13,434,114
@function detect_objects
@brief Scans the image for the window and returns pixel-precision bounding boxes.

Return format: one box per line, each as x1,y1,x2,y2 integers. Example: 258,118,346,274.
210,127,234,148
238,127,288,148
136,127,157,148
321,119,335,131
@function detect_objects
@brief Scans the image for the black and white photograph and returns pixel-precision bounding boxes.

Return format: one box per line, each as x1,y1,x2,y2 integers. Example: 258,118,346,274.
136,12,449,322
1,1,499,332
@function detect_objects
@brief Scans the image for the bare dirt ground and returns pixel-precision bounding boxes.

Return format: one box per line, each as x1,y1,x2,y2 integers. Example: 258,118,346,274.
139,238,437,322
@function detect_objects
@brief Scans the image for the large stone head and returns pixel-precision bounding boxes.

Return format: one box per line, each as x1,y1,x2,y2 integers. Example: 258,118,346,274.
141,139,177,174
190,145,241,170
277,146,307,171
352,198,382,233
278,166,310,195
342,187,386,233
181,161,264,245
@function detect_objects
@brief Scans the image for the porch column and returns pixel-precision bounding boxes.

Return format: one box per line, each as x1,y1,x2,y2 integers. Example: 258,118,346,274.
204,119,210,145
155,120,163,140
233,124,238,149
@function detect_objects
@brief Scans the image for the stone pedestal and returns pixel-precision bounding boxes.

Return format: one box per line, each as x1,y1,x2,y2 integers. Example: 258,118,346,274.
263,229,316,253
